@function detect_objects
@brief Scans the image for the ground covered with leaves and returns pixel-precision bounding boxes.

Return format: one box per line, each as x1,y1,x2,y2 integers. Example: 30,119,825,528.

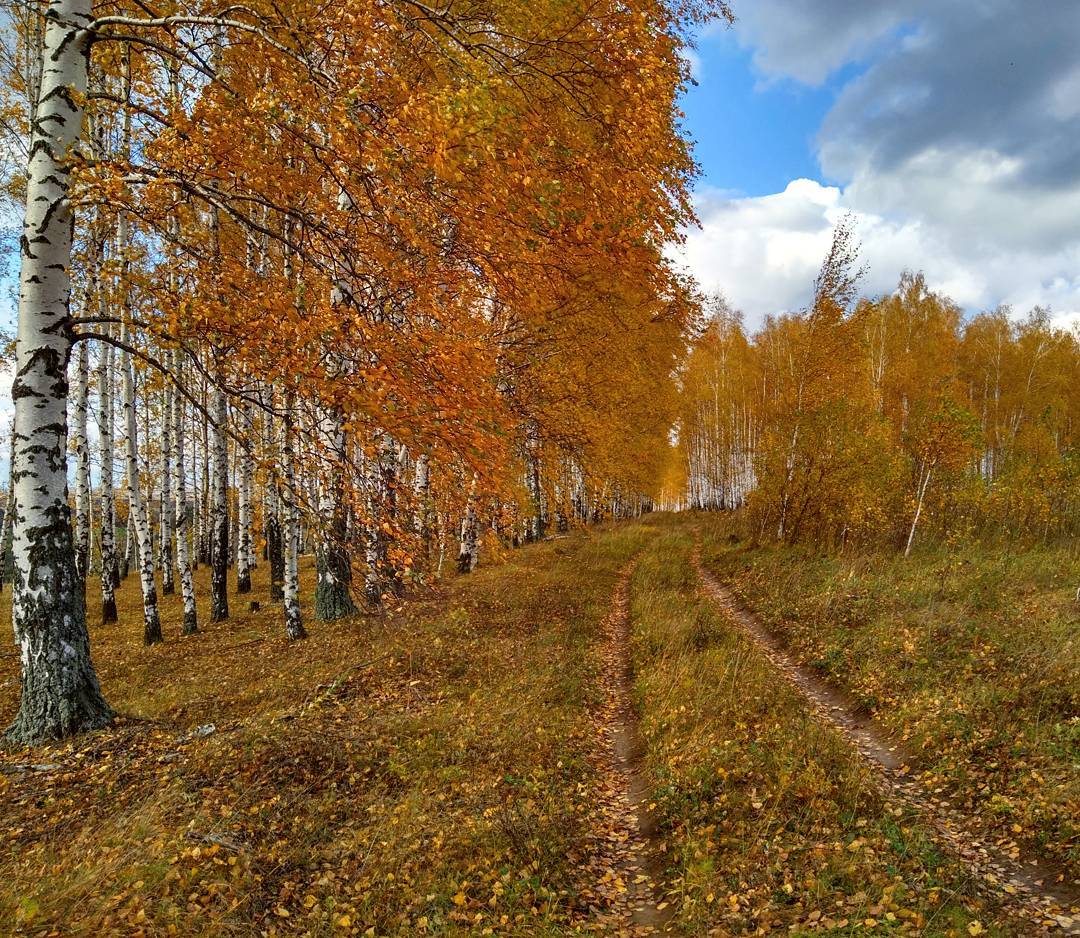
0,527,650,936
698,520,1080,890
629,518,1037,936
2,517,1075,936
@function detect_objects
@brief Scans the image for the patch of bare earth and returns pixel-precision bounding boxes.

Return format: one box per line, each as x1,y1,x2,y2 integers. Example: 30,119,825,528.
695,550,1080,936
576,562,676,936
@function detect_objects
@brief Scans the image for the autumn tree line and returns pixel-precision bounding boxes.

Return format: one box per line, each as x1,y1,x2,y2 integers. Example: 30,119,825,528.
0,0,733,744
674,223,1080,552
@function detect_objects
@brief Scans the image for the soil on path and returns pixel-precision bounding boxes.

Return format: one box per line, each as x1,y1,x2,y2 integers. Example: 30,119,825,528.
695,550,1080,936
576,563,676,936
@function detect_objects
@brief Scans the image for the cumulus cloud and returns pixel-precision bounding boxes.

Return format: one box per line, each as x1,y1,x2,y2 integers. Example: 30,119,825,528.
730,1,904,86
676,180,1080,331
683,1,1080,331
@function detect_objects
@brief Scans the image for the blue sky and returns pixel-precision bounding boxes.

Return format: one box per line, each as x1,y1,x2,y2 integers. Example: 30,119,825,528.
679,27,846,198
675,1,1080,330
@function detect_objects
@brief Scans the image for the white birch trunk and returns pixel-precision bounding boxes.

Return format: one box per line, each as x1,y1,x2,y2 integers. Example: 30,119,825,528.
0,426,15,594
412,452,431,573
457,475,480,574
7,0,112,743
209,380,229,621
236,401,254,594
263,404,284,601
173,353,197,634
159,378,174,595
314,409,356,619
281,390,305,639
72,339,91,580
121,320,162,645
904,462,934,558
97,337,118,621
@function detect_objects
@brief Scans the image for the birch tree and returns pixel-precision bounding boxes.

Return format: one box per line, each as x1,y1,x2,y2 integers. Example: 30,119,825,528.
159,379,175,595
6,0,112,743
172,353,198,635
209,379,229,622
121,329,163,645
72,339,91,581
235,401,254,595
97,337,118,622
281,390,305,640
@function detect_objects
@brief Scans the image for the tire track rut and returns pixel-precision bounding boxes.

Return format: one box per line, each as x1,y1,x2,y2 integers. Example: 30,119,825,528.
579,562,675,935
695,550,1080,935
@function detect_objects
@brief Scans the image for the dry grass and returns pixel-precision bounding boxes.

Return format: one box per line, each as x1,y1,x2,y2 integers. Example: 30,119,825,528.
628,515,1019,936
698,515,1080,881
0,527,649,936
2,514,1065,937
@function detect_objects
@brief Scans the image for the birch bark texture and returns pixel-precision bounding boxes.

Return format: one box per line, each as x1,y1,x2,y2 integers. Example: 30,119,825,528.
172,353,198,634
209,381,229,621
281,391,305,639
314,410,356,620
97,337,118,621
121,324,163,645
7,0,112,743
72,339,91,580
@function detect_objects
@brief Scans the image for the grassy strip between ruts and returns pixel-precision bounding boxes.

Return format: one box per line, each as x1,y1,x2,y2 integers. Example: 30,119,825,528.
1,524,647,936
628,515,1017,936
697,515,1080,884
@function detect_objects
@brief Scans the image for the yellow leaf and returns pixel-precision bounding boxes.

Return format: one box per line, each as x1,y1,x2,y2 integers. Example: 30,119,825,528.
968,922,985,936
452,891,467,906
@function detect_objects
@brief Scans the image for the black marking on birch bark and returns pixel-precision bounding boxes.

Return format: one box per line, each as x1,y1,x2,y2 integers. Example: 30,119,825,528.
42,313,74,336
10,377,41,399
36,196,65,237
48,33,83,65
27,139,53,161
5,502,112,743
18,346,66,377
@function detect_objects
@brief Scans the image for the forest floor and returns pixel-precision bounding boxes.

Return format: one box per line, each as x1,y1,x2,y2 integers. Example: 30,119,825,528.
0,516,1077,936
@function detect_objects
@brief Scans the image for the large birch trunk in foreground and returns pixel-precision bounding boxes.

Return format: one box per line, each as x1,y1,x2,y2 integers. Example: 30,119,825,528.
7,0,112,743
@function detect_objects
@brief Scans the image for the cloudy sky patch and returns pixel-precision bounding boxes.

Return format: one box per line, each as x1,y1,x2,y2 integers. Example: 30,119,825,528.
678,1,1080,329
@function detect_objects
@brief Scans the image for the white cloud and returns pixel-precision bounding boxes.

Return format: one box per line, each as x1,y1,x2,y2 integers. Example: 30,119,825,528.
676,179,1080,330
679,1,1080,333
730,1,905,86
